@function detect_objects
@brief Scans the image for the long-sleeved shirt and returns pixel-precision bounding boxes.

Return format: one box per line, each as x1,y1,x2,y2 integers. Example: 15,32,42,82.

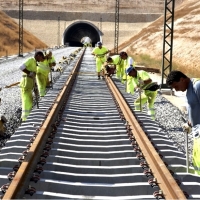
186,78,200,126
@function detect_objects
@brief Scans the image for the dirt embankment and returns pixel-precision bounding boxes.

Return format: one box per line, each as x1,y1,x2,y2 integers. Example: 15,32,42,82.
118,0,200,77
0,11,47,57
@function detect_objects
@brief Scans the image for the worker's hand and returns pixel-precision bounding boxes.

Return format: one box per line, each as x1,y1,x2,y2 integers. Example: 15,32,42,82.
28,72,36,78
182,123,192,133
138,79,144,85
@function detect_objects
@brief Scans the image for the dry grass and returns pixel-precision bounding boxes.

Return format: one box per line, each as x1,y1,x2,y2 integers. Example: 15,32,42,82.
116,0,200,78
0,11,47,57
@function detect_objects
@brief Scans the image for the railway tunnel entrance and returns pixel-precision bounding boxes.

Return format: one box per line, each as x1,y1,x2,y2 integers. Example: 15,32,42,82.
63,21,102,47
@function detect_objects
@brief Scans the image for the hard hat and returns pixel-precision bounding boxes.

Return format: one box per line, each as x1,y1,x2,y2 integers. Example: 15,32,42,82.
97,41,102,46
126,66,134,74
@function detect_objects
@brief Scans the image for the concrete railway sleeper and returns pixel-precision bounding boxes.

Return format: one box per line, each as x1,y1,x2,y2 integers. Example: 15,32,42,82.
0,48,199,199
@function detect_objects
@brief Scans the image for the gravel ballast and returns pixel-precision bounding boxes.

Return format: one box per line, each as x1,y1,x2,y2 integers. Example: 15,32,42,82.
0,48,193,167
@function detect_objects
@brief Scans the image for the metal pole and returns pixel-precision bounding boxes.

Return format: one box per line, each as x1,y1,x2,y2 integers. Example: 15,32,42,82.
18,0,23,57
100,17,102,32
57,16,60,47
114,0,119,54
161,0,175,88
182,116,190,173
185,132,189,173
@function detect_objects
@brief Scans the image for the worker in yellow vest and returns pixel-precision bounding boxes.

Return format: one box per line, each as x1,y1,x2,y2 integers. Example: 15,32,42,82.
92,42,110,79
19,51,45,122
126,66,158,120
44,50,56,88
119,51,135,93
104,55,124,81
36,58,50,97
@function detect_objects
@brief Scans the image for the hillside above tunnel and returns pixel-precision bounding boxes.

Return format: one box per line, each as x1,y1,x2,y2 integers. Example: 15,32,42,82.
0,10,47,57
0,0,166,13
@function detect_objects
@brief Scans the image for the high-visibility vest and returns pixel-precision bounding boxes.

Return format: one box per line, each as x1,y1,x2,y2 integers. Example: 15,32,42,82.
37,59,50,75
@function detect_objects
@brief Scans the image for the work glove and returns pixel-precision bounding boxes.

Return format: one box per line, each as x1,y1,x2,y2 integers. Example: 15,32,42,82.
28,72,36,78
191,124,200,138
138,79,144,85
182,123,192,133
135,87,142,93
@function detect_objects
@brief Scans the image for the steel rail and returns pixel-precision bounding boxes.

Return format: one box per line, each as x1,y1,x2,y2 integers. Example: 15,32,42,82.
105,76,186,200
3,49,85,199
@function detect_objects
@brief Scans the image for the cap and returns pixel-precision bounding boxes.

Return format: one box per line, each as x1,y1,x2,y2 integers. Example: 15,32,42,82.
126,66,134,75
97,42,102,46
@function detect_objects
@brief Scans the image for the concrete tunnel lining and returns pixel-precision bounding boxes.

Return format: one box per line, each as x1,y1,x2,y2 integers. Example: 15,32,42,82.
63,21,102,47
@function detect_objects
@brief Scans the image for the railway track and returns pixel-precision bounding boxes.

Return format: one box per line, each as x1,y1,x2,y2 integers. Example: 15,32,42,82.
0,48,200,199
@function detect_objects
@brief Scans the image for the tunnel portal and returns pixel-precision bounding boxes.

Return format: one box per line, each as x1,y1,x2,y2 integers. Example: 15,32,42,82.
63,21,102,47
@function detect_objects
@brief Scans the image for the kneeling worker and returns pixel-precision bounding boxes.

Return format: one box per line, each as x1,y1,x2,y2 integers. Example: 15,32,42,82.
104,56,124,78
126,66,159,120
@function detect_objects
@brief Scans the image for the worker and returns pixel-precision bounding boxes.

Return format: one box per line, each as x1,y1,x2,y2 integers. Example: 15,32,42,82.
119,51,135,92
36,56,50,97
166,70,200,175
104,55,124,80
92,41,110,79
44,50,56,88
19,51,45,122
126,66,159,120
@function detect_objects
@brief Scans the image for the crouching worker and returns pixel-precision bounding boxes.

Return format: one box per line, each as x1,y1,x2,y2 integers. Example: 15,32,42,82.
104,65,116,77
102,59,116,77
104,56,123,78
126,66,159,120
